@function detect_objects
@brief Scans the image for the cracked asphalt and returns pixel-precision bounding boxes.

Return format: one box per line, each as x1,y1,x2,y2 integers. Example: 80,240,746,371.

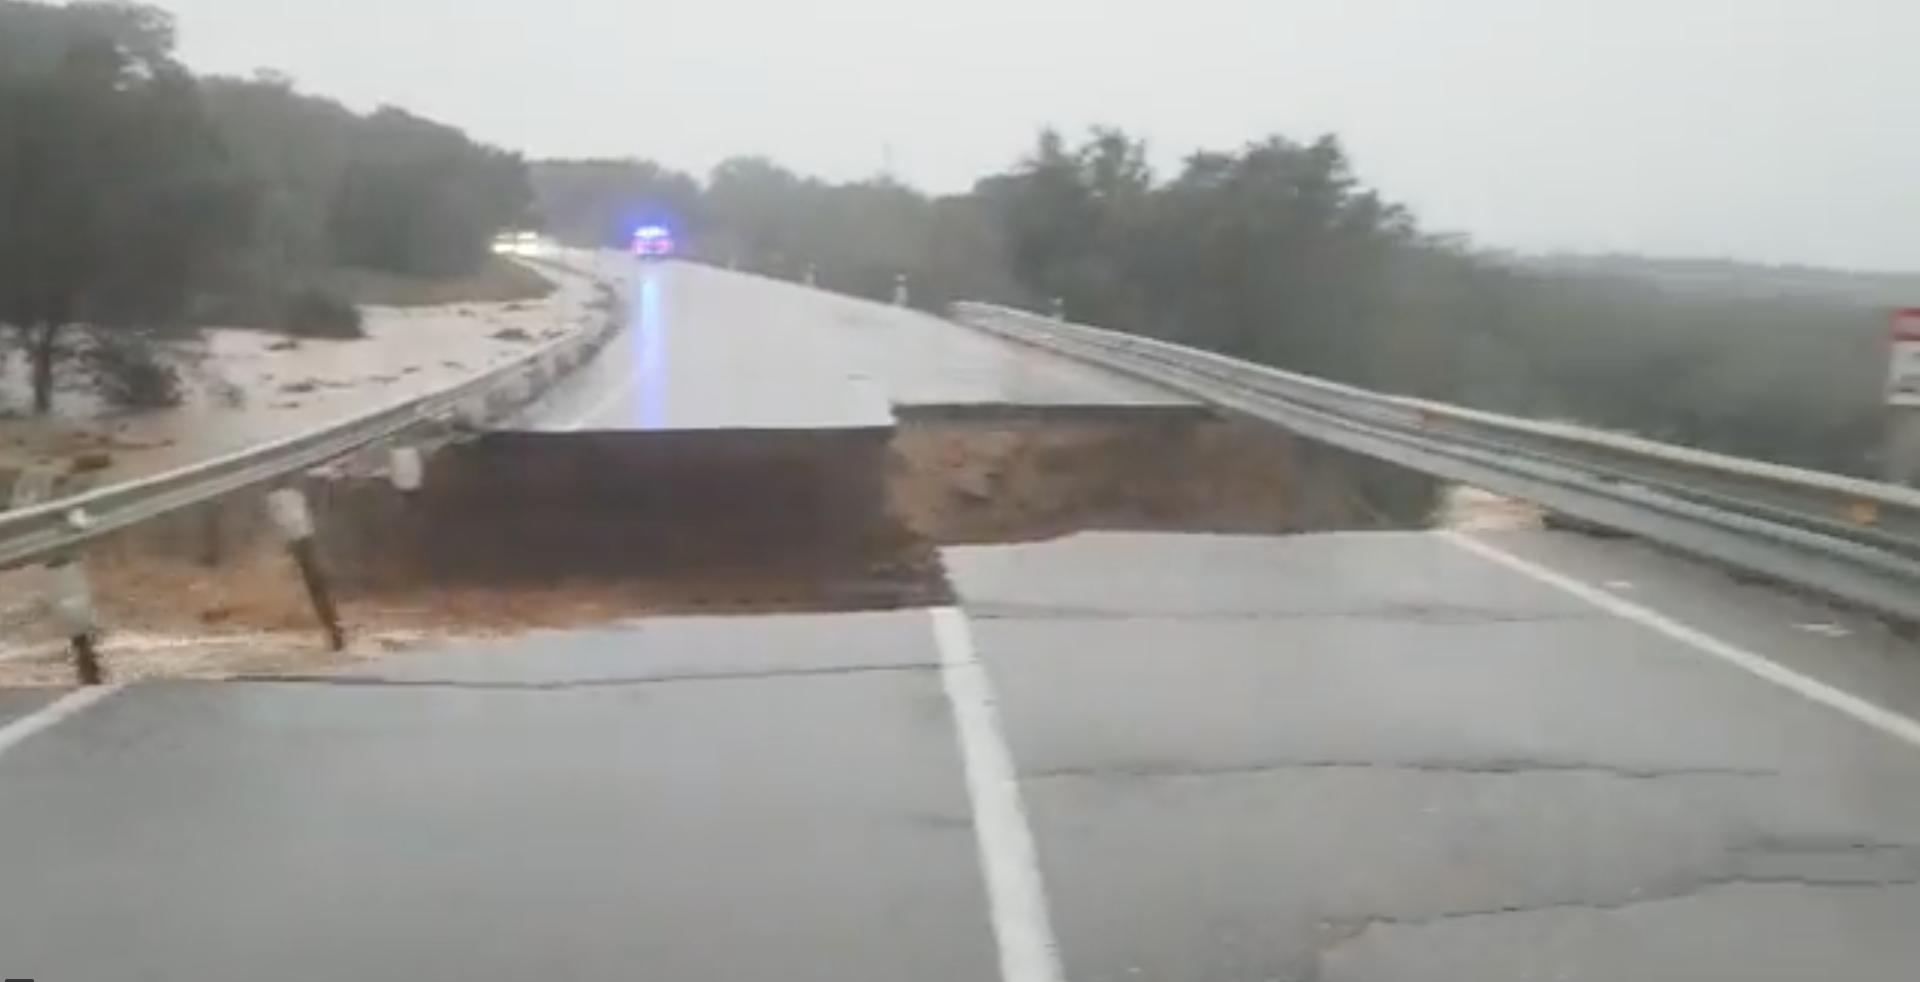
4,529,1920,980
947,530,1920,982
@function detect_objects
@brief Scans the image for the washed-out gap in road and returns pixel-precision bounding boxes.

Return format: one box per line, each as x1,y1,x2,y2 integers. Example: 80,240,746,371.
0,409,1431,686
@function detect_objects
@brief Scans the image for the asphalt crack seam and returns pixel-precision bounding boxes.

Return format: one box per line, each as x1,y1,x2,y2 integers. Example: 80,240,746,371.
226,662,936,690
1298,876,1920,981
1292,841,1920,982
1027,758,1777,782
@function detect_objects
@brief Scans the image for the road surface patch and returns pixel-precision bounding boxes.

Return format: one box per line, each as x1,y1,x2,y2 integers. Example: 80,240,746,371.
952,530,1920,982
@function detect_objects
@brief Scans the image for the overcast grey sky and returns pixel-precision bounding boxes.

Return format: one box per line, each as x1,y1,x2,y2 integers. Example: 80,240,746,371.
160,0,1918,270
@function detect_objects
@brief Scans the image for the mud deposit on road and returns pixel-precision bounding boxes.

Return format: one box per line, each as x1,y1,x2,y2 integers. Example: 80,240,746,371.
0,413,1428,685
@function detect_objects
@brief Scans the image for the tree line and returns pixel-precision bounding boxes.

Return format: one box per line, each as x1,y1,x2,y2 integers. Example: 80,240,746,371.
0,0,534,413
533,133,1893,478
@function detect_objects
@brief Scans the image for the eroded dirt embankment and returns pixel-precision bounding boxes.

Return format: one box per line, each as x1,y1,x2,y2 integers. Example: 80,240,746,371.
889,415,1428,543
0,411,1438,685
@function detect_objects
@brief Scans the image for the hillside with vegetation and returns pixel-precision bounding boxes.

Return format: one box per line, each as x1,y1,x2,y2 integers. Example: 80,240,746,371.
0,0,540,414
1,0,1897,477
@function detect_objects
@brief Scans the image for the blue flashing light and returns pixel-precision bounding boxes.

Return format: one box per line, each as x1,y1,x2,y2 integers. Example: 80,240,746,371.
634,224,668,240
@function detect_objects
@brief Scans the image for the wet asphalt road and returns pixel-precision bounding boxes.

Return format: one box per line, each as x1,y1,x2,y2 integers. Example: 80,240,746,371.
5,529,1920,980
0,687,59,728
0,613,999,982
949,530,1920,981
517,258,1194,431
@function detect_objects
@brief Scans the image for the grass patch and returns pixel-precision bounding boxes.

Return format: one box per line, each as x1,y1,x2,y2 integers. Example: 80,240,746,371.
328,257,558,308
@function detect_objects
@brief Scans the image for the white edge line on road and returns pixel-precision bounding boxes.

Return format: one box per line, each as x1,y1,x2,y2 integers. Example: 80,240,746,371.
930,606,1066,982
0,684,127,760
1440,529,1920,748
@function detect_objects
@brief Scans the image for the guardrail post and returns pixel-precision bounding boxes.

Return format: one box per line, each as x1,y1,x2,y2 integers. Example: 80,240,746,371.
1051,296,1066,321
267,487,345,651
804,264,816,288
893,273,909,306
46,558,103,685
1887,411,1920,487
1886,309,1920,485
11,470,106,684
390,446,424,513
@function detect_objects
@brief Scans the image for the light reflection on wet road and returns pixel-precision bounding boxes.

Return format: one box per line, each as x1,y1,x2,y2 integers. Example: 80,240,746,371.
516,258,1194,432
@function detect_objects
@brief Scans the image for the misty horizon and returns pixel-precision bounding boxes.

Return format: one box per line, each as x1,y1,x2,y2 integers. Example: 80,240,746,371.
154,0,1920,273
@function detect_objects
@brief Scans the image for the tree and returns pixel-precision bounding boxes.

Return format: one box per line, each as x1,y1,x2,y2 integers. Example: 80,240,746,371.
530,158,705,249
193,73,538,331
0,7,254,413
327,107,533,278
0,0,173,75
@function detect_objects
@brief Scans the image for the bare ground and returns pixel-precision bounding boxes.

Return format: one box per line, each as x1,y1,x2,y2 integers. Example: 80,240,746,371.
0,256,607,487
886,417,1303,543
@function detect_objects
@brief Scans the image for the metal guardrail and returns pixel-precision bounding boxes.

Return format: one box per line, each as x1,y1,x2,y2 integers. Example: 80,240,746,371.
4,265,1912,629
0,250,625,572
950,301,1920,625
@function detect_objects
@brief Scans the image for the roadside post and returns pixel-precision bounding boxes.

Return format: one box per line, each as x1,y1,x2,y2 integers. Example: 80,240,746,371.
390,446,424,505
47,559,102,685
1885,309,1920,485
8,469,105,684
267,486,346,651
389,445,426,544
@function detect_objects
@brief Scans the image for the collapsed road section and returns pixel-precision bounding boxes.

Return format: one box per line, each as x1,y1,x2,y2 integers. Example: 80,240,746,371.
0,264,1438,683
7,276,1915,982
